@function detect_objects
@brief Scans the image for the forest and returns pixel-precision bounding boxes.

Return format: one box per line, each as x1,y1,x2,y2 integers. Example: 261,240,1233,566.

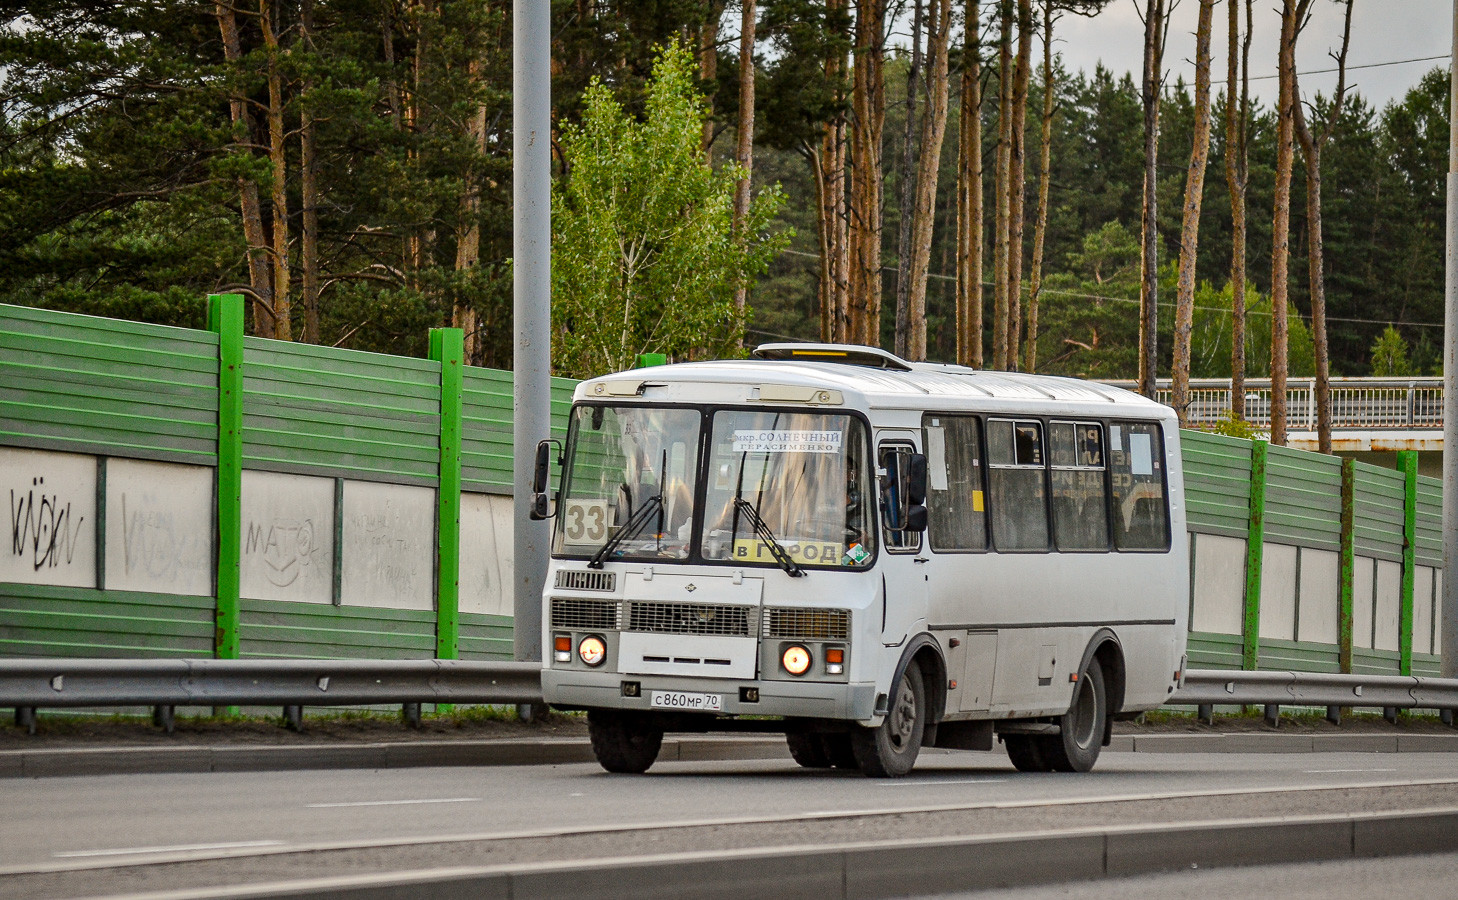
0,2,1449,430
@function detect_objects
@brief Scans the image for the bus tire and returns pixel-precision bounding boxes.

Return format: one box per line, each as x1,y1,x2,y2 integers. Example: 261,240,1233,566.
786,732,832,768
822,733,860,769
1003,734,1049,772
587,710,663,774
1039,662,1107,773
851,664,926,777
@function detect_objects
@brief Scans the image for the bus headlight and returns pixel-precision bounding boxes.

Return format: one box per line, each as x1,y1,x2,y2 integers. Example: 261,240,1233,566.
782,644,812,676
578,635,607,667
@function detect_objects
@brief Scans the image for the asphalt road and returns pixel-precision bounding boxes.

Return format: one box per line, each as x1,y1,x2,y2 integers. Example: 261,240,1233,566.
4,748,1458,897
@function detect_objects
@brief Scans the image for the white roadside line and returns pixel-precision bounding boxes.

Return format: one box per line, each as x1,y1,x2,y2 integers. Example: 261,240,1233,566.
10,775,1458,877
62,805,1458,900
54,842,285,860
1306,768,1399,774
305,798,481,808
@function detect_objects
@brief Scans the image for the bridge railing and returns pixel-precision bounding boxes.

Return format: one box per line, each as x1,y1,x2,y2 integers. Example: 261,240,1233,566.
1103,377,1444,431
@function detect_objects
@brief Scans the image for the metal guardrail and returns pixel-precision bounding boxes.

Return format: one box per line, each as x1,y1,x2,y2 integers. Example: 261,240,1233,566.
1103,377,1444,432
0,659,544,732
1168,669,1458,725
4,662,1455,733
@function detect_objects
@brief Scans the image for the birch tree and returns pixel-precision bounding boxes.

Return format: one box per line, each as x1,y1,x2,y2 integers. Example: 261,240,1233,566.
1170,0,1215,425
552,45,787,378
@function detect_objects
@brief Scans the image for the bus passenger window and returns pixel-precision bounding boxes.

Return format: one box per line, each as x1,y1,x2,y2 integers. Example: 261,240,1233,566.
1050,422,1109,551
879,445,922,552
986,419,1048,551
1109,422,1170,551
923,416,986,551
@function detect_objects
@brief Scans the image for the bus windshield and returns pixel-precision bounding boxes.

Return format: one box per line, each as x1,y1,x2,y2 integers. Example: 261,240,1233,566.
699,410,874,569
554,405,702,561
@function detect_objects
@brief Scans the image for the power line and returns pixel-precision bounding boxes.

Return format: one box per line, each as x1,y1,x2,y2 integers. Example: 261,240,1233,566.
1245,53,1450,83
778,248,1443,329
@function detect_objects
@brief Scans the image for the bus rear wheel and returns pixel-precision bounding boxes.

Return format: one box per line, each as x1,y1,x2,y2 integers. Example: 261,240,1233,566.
851,664,926,778
1039,662,1107,773
588,710,663,774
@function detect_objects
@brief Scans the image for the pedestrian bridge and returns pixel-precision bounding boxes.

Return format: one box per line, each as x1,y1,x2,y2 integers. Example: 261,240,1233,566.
1105,377,1443,453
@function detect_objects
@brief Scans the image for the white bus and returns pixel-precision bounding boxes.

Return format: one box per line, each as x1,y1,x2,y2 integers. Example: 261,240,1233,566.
532,344,1188,777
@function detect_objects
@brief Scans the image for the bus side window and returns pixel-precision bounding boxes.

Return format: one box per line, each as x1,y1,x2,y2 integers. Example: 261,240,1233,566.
986,419,1049,551
923,416,987,551
1108,422,1170,551
1049,421,1110,551
879,444,922,552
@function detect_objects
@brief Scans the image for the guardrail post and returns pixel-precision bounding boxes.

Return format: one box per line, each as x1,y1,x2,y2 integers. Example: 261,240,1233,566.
1339,458,1356,675
208,294,244,662
430,328,464,662
1243,439,1268,671
1400,449,1418,676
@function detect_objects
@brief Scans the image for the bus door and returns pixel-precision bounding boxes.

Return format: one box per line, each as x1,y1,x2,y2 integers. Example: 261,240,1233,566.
876,436,929,647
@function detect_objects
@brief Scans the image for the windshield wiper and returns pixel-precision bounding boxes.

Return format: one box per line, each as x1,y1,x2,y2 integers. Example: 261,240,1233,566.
733,497,805,578
587,495,663,569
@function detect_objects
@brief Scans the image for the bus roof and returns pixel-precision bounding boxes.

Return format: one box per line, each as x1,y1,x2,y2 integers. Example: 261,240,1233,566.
575,345,1170,419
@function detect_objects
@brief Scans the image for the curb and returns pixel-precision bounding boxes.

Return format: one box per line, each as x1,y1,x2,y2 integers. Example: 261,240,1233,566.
7,731,1458,779
74,806,1458,900
0,736,790,779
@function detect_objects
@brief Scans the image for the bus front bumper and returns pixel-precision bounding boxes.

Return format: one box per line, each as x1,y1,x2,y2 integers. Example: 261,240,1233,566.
542,668,878,723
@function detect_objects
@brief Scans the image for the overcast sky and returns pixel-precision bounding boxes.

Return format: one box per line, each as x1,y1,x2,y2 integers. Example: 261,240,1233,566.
1054,0,1450,109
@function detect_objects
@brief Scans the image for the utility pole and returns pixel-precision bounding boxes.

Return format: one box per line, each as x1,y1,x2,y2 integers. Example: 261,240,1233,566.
513,0,550,676
1443,0,1458,677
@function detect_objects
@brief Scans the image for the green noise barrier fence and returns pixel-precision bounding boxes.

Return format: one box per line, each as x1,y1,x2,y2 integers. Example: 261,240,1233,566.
1,298,571,663
0,300,1444,678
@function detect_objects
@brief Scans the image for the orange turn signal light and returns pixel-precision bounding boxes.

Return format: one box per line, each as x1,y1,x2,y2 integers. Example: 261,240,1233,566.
825,648,845,665
554,636,572,653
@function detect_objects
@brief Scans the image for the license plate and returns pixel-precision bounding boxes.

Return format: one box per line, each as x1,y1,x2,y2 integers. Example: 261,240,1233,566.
649,690,723,712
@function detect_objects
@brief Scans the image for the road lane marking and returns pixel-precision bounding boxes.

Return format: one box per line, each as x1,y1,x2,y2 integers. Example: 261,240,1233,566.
1306,768,1398,773
54,840,284,859
306,798,481,808
875,779,1008,786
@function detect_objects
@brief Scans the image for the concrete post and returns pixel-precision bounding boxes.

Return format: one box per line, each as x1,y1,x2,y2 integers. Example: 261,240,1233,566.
513,0,550,666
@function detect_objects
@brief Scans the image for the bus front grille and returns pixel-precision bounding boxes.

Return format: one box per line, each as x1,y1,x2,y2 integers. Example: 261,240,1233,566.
554,570,617,592
626,602,753,637
763,608,850,640
551,597,622,630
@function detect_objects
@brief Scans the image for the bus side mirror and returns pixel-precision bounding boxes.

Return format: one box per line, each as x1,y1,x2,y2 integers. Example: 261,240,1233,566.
905,453,927,506
906,504,928,533
528,440,558,521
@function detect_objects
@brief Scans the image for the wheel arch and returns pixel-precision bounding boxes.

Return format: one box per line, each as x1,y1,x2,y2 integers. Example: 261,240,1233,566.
887,633,948,725
1075,628,1126,719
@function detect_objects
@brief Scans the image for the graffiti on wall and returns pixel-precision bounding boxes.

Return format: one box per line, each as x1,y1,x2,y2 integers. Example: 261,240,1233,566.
0,447,96,587
341,481,433,610
106,459,212,595
241,470,335,603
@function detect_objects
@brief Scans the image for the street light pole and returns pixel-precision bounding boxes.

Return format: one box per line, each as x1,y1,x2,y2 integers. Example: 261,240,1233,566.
1443,0,1458,676
512,0,550,670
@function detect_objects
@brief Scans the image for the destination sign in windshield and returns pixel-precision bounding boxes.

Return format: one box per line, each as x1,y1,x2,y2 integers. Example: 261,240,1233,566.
731,430,843,454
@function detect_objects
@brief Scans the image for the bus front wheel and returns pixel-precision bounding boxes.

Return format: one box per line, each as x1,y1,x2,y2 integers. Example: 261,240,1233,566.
851,664,926,777
587,710,663,774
